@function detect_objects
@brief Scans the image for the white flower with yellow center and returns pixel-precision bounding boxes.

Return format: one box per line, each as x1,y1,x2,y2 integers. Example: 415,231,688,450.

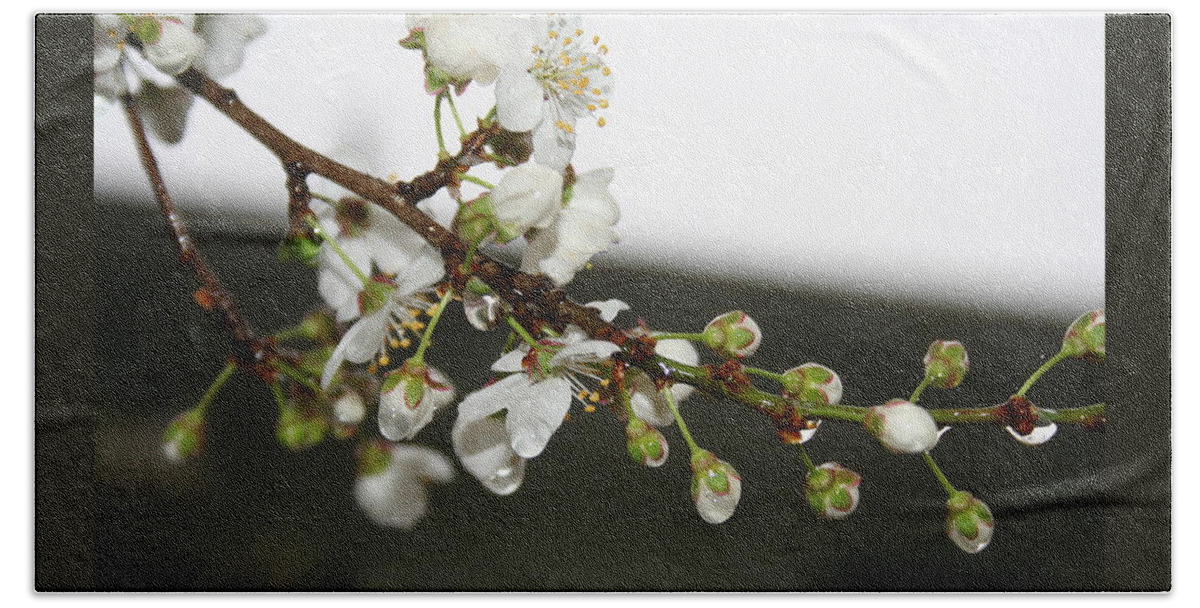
496,15,613,171
521,167,620,286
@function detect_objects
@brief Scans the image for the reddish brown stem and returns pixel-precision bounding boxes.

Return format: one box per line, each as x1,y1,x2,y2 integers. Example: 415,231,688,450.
123,94,274,376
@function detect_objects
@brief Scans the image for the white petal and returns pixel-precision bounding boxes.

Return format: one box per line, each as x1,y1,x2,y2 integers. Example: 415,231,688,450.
585,299,630,323
1007,423,1058,445
491,163,563,232
391,445,456,484
426,366,457,410
320,311,389,387
491,348,529,373
874,401,940,454
457,374,531,424
356,468,428,529
452,414,526,495
628,371,674,427
143,18,205,75
495,64,545,132
530,111,576,172
548,340,620,367
505,376,572,458
194,14,266,79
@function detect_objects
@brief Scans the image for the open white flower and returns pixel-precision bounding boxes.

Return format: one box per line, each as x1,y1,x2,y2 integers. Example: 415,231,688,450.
489,162,563,242
495,15,613,171
94,14,265,142
405,14,528,88
452,300,625,492
355,443,455,529
521,168,620,285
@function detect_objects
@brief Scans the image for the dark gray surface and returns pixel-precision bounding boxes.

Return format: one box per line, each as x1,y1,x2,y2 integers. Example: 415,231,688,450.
35,13,1169,591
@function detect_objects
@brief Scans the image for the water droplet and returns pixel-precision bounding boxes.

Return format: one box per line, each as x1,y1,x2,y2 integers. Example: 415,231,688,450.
798,420,822,443
1006,422,1058,445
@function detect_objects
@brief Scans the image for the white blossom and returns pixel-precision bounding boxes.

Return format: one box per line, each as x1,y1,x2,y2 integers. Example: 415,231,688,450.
521,168,620,286
378,364,456,441
405,14,529,87
355,444,454,529
495,15,613,171
628,336,700,427
490,162,564,242
865,399,941,454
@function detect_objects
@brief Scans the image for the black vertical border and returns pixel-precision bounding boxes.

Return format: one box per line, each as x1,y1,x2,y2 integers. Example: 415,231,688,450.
34,14,95,590
1104,13,1172,591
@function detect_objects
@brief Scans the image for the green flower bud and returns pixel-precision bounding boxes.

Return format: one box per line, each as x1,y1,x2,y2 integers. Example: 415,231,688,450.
804,462,862,520
781,362,843,405
625,417,669,468
690,450,742,524
923,340,969,389
276,234,321,267
945,491,995,554
162,407,205,462
701,311,762,359
1061,309,1105,362
452,195,497,245
276,404,327,451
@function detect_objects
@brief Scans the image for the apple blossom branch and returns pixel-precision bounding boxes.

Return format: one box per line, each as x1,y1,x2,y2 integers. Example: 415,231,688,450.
168,65,1105,437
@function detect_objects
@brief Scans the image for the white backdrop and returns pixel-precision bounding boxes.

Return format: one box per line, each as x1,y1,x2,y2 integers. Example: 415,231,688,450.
93,13,1105,316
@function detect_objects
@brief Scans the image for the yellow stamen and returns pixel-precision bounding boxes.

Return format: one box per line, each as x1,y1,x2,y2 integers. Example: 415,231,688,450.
587,104,597,112
399,338,412,349
367,363,379,374
589,392,601,403
563,37,573,45
599,45,608,54
378,355,390,366
599,378,611,387
548,30,559,38
577,390,589,400
597,117,606,127
426,305,439,316
602,67,612,76
584,404,597,413
389,338,401,349
592,35,600,44
575,28,584,36
598,100,609,109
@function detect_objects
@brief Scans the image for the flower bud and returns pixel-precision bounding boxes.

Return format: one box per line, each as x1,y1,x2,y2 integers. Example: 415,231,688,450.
378,362,455,441
781,362,842,405
140,17,205,75
162,407,205,462
276,233,322,267
945,491,995,554
863,399,940,454
701,311,762,359
276,403,327,451
625,417,669,467
923,340,969,389
804,462,862,520
690,450,742,524
452,195,497,245
330,389,367,439
1061,309,1105,362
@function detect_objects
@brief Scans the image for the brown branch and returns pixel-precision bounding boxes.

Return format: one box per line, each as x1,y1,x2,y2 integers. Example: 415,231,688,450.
123,94,275,376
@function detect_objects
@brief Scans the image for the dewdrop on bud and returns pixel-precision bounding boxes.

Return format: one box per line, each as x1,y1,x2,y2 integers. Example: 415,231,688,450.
162,407,205,462
804,462,862,520
923,340,969,389
690,450,742,524
701,311,762,359
781,363,842,405
863,399,940,454
1061,309,1105,362
945,491,995,554
378,362,455,441
463,279,503,331
625,417,669,468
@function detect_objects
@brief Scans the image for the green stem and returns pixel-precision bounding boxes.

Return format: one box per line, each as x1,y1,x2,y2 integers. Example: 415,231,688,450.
309,191,338,205
923,452,956,496
271,359,321,393
458,172,497,190
484,105,497,122
411,289,454,364
1016,349,1070,397
506,316,540,348
445,92,467,138
433,92,448,156
744,366,787,383
662,385,701,454
459,240,479,274
909,377,932,403
653,332,706,342
270,380,289,412
305,215,369,286
195,362,237,414
272,325,309,343
797,445,818,474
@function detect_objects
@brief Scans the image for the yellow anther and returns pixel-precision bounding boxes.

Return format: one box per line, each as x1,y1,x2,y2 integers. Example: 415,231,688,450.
399,338,412,348
584,404,597,413
599,45,609,54
599,378,611,387
575,28,584,36
555,120,575,133
378,355,390,366
598,99,609,109
579,57,589,65
548,30,559,38
534,59,545,69
426,305,439,316
412,321,426,331
577,390,589,400
591,88,602,95
563,37,573,45
602,67,612,76
597,117,606,127
389,338,401,349
367,363,379,374
561,56,571,66
587,104,597,112
563,412,572,422
593,35,600,44
589,392,601,403
532,44,541,53
585,262,594,270
408,308,422,318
